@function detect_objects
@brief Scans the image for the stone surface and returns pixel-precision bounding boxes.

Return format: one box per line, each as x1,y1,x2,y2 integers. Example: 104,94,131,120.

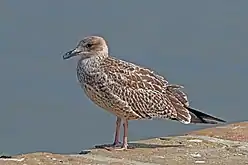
1,122,248,165
186,121,248,142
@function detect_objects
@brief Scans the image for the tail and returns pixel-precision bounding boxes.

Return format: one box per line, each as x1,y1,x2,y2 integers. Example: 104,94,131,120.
187,107,226,124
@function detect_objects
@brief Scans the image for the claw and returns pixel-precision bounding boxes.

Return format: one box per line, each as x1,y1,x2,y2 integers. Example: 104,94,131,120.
95,141,121,149
104,145,128,151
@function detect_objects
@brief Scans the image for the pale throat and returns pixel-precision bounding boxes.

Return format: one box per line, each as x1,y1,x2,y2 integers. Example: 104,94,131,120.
77,52,107,76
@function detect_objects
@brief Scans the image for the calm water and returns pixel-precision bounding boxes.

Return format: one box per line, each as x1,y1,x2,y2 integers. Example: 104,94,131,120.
0,1,248,155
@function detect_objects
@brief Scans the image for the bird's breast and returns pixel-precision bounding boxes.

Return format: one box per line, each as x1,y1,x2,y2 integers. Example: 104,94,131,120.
76,59,110,91
76,64,96,85
76,58,98,84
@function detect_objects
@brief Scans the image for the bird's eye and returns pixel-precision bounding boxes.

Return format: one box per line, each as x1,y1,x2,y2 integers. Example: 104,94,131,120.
86,43,93,48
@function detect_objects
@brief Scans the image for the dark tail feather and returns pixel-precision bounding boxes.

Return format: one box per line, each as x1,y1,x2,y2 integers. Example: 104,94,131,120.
187,107,226,124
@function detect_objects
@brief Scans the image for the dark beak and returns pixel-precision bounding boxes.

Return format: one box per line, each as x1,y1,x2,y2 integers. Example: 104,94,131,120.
63,48,80,60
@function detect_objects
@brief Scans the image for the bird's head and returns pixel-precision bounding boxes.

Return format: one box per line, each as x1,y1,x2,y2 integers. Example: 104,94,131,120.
63,36,109,60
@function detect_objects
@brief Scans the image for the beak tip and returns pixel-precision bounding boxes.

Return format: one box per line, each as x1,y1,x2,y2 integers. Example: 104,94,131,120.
62,48,79,60
62,55,68,60
62,50,74,60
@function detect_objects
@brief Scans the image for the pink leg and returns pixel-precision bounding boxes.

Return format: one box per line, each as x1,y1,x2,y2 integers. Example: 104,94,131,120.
111,119,129,151
95,117,122,149
106,119,129,151
121,119,128,149
113,117,122,145
96,118,129,151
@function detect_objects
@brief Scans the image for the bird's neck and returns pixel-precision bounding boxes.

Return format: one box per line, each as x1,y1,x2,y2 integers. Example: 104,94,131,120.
77,52,108,84
95,52,109,60
78,52,108,72
80,51,108,60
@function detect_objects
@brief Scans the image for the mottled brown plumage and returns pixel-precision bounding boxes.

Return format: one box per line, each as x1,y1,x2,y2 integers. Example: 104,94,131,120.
63,35,226,150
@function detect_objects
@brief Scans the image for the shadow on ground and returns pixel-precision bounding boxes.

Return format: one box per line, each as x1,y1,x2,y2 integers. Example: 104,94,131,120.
77,142,185,153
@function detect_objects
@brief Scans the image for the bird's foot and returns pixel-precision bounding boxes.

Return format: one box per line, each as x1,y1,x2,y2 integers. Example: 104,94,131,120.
104,145,128,151
95,141,121,149
95,142,131,151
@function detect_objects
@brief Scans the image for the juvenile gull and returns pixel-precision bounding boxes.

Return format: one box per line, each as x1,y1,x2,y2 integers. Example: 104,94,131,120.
62,35,226,150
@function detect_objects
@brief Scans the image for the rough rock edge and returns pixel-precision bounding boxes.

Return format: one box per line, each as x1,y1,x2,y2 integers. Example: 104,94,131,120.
1,122,248,165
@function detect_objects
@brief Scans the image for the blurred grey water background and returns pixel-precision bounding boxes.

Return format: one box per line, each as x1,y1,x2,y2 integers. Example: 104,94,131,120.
0,1,247,155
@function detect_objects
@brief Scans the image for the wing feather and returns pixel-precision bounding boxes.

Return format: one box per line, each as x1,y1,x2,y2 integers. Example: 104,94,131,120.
100,57,191,123
102,57,168,92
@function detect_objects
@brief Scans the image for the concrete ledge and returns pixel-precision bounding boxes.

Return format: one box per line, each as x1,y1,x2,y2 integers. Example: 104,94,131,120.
1,122,248,165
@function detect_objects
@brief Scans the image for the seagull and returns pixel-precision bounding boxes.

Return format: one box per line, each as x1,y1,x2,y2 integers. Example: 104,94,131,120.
62,35,226,150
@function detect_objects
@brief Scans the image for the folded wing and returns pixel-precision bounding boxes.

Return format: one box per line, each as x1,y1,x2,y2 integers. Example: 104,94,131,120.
100,57,192,124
